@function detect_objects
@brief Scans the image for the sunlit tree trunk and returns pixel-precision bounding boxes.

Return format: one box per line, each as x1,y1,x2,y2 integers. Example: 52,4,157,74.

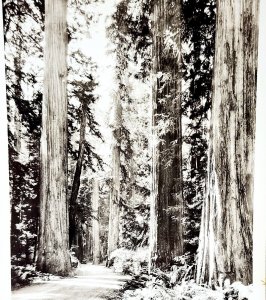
253,1,266,297
196,0,259,286
69,99,87,247
150,0,183,269
92,178,100,264
37,0,71,275
107,94,122,260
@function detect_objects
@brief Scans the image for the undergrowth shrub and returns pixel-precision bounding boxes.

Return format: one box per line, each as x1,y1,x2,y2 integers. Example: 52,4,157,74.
118,253,253,300
122,278,252,300
11,264,63,290
11,265,38,289
109,247,149,275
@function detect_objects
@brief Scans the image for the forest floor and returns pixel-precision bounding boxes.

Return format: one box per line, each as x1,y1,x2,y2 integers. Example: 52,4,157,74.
11,264,130,300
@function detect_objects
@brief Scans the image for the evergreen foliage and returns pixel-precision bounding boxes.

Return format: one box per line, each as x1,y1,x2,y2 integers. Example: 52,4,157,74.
5,0,104,279
4,0,43,269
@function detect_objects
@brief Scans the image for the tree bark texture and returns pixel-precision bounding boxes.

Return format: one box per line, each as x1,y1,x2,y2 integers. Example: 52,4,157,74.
37,0,71,276
69,100,87,247
92,178,100,264
196,0,259,286
252,1,266,296
150,0,184,269
107,95,122,259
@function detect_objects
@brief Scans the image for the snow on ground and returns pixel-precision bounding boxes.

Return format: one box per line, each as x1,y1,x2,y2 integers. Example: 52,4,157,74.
12,264,130,300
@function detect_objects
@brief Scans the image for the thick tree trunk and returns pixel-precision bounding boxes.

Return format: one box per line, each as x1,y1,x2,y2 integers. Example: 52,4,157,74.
253,1,266,297
107,95,122,260
37,0,71,275
69,100,87,247
196,0,259,286
149,0,184,269
92,178,100,264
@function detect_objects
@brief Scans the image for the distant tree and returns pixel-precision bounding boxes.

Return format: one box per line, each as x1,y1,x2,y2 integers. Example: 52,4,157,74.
107,0,152,258
196,0,259,286
107,93,122,260
37,0,71,275
68,52,102,252
92,178,100,264
69,96,87,248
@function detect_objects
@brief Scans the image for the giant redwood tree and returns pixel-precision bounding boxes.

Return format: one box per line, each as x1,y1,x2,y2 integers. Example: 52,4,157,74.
196,0,259,286
37,0,71,275
150,0,184,268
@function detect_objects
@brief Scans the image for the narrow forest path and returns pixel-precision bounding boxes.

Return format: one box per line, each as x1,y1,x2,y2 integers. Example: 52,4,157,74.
12,264,130,300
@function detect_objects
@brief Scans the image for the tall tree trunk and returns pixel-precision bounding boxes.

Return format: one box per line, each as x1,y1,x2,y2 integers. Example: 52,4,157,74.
37,0,70,275
0,2,11,293
107,95,122,260
196,0,259,286
69,100,87,247
253,0,266,296
92,178,100,264
149,0,183,269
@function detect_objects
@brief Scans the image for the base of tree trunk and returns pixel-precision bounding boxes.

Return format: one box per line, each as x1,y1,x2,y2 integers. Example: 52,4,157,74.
37,250,71,276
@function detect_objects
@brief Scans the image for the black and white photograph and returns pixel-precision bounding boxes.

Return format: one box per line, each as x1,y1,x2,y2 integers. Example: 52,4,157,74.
0,0,265,299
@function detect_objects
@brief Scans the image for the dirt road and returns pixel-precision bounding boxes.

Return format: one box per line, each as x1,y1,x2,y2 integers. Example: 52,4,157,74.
12,264,130,300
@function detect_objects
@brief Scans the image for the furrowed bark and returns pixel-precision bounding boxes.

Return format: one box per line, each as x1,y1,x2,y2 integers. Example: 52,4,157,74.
37,0,71,276
196,0,259,286
150,0,184,269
